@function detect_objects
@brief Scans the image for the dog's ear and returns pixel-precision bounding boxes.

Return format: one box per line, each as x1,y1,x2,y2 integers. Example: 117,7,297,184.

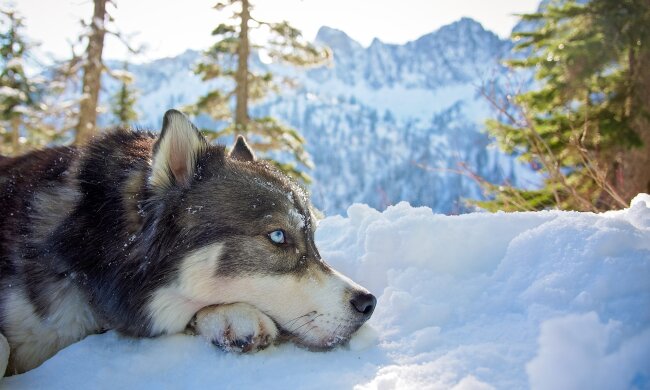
150,109,207,189
229,135,256,162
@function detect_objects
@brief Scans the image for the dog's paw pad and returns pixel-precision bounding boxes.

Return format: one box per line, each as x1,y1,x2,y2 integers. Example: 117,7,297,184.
193,303,278,353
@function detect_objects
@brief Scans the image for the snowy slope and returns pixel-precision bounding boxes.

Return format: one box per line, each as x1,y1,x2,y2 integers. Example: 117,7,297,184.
100,18,529,216
7,195,650,389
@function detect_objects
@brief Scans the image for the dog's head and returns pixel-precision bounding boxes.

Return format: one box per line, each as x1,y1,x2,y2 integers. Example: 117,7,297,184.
146,109,375,349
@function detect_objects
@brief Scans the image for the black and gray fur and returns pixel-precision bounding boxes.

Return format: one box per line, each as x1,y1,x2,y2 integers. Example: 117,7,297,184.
0,110,376,376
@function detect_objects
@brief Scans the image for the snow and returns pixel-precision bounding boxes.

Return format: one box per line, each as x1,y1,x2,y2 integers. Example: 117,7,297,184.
5,57,23,70
92,16,105,31
0,86,27,100
5,195,650,389
526,312,650,390
109,69,135,83
298,77,486,122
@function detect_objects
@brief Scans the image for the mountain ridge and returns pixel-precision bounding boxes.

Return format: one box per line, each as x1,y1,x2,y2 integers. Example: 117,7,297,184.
100,16,533,215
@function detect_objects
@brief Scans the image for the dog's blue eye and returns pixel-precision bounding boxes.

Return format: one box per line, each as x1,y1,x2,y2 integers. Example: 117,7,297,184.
268,230,285,244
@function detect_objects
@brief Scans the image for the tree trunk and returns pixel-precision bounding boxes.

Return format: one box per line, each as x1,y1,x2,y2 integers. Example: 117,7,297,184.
619,47,650,203
623,128,650,197
234,0,250,134
75,0,107,145
619,119,650,202
10,116,20,155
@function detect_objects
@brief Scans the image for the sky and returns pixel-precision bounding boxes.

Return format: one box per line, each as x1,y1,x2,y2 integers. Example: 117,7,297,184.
10,0,541,64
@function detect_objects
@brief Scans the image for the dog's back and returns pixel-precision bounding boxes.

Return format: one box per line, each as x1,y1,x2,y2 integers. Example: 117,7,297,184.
0,132,156,374
1,147,77,256
0,146,79,300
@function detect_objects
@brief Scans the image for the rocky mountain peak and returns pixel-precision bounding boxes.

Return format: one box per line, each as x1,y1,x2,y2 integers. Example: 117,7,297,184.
315,26,363,55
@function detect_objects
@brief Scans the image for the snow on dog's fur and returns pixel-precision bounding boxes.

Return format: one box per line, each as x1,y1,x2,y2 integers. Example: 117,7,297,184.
0,110,376,376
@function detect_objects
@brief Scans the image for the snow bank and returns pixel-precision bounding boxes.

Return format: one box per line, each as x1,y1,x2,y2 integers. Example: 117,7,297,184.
6,195,650,389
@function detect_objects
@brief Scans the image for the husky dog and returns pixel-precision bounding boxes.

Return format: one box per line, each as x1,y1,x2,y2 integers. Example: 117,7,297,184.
0,110,376,376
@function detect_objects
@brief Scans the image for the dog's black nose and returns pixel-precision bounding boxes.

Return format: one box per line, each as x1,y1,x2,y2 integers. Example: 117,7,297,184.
350,292,377,318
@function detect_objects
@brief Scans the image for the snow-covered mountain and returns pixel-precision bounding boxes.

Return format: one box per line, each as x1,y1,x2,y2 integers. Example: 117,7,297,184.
104,18,529,215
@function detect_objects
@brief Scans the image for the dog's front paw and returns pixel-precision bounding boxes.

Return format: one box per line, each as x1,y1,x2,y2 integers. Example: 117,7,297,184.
191,303,278,353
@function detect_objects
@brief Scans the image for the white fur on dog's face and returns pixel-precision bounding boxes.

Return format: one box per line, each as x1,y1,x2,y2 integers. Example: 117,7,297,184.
148,242,370,348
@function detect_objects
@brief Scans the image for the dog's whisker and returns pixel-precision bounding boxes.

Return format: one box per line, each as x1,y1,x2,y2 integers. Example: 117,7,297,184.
281,312,312,329
328,324,342,341
298,325,319,342
282,317,303,332
288,314,322,334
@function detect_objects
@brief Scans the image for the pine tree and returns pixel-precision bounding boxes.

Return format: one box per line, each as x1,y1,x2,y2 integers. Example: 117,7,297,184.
479,0,650,212
191,0,329,183
0,8,55,156
110,62,138,127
